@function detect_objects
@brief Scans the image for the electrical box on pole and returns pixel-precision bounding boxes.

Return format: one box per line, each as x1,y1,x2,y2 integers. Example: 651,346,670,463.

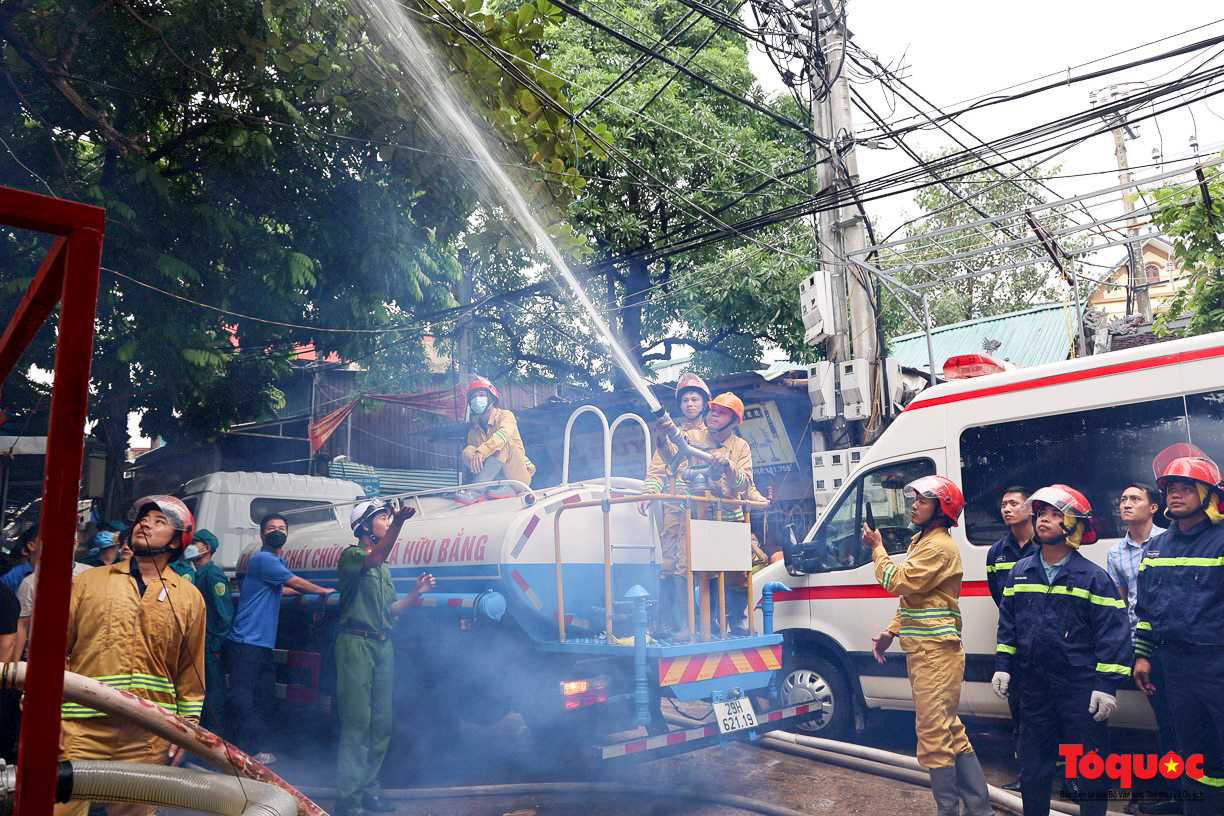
838,359,871,420
806,361,837,419
800,270,834,345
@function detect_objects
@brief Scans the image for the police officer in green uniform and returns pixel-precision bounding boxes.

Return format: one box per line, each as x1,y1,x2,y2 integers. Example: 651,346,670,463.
336,498,435,816
190,529,234,735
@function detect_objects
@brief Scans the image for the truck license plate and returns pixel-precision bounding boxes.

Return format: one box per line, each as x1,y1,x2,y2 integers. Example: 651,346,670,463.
713,698,758,734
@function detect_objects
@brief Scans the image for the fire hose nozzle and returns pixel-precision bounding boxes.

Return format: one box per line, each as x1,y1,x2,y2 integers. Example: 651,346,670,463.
655,411,713,464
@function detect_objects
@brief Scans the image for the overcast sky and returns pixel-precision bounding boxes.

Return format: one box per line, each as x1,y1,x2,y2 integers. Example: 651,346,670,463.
746,2,1224,243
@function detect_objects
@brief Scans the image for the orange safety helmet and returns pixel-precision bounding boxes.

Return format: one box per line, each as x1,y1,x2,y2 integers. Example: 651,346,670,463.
675,371,711,402
1027,484,1097,546
708,392,745,423
466,376,500,405
904,475,965,526
129,495,195,550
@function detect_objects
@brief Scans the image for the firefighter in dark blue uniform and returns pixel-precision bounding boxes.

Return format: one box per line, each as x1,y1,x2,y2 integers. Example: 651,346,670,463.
985,485,1034,793
1134,456,1224,816
993,485,1132,816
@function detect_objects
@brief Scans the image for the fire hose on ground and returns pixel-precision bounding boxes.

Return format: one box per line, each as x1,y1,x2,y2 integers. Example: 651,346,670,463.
663,709,1080,816
0,761,297,816
0,663,325,816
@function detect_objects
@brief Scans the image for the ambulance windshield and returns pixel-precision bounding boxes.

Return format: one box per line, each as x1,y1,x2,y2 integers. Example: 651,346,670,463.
799,458,935,573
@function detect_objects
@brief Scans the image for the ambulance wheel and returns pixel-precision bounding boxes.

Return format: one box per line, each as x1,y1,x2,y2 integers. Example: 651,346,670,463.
778,655,851,740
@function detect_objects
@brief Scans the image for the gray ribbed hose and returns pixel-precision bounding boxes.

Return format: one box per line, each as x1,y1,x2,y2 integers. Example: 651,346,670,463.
0,663,324,816
0,762,297,816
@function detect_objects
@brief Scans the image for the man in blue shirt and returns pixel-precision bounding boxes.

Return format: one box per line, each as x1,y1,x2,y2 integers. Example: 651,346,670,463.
0,529,37,594
1106,483,1176,813
223,513,334,764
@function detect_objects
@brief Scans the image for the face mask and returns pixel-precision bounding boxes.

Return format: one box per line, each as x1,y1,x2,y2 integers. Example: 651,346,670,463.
263,530,287,549
469,395,490,415
182,545,200,560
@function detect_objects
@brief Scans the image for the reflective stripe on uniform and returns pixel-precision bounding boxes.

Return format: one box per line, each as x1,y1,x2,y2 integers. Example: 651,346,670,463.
62,699,174,719
997,643,1017,654
898,625,960,638
1095,662,1132,676
881,563,896,590
176,700,204,718
899,607,962,618
1002,583,1125,607
1139,556,1224,571
986,561,1017,573
1136,621,1153,631
1195,773,1224,788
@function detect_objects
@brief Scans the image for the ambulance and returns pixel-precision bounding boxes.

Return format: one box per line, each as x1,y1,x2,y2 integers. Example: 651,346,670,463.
753,330,1224,738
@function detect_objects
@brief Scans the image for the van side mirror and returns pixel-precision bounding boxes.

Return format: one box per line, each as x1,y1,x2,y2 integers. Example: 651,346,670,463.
783,522,831,576
782,524,808,576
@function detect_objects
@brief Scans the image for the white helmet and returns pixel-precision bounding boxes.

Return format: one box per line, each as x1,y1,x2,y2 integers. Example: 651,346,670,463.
349,498,388,538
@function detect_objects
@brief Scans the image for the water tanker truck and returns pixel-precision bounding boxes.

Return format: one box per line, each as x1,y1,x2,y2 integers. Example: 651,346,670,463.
217,407,811,763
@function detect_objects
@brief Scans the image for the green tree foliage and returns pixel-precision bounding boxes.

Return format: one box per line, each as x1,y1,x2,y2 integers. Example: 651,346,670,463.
885,158,1085,333
463,0,818,382
0,0,588,501
1151,161,1224,337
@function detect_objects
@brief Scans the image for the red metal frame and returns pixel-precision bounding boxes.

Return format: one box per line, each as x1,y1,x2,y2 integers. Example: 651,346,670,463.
0,185,104,816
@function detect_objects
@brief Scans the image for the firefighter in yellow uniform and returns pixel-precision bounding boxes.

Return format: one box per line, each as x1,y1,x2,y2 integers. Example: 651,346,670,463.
641,372,710,638
658,392,767,638
58,495,206,816
862,476,992,816
458,377,535,503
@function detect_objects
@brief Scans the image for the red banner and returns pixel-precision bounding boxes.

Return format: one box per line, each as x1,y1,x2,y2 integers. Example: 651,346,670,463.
308,398,360,454
308,385,465,454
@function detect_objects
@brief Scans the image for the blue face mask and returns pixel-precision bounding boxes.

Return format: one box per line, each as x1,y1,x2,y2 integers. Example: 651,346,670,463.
469,395,490,415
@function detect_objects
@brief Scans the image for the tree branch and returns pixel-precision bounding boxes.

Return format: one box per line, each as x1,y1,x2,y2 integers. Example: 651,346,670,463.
56,0,117,71
473,313,602,390
640,329,738,363
0,12,143,155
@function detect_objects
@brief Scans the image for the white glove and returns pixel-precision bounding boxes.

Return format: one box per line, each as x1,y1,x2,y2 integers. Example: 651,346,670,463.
991,671,1010,699
1088,690,1117,722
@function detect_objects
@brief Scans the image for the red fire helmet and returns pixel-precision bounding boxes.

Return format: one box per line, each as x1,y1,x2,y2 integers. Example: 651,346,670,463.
129,495,195,550
675,371,712,401
904,475,965,526
1151,443,1209,481
1158,456,1223,492
466,376,500,405
1027,484,1097,545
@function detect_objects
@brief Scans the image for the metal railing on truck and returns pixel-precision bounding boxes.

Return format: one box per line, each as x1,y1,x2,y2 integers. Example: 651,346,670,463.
555,405,767,643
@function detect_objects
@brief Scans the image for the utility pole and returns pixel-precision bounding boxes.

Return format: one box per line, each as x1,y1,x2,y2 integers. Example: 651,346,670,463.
811,3,846,365
820,0,876,364
456,247,474,386
1093,85,1151,320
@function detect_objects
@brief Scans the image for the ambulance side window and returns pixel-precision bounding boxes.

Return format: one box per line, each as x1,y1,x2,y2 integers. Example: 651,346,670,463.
802,458,935,572
1186,390,1224,465
959,396,1189,546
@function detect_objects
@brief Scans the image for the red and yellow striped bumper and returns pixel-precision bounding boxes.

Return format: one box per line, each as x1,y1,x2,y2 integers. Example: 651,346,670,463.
657,644,782,686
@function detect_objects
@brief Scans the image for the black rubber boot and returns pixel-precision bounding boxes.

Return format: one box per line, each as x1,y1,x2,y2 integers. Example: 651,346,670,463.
929,766,961,816
955,752,994,816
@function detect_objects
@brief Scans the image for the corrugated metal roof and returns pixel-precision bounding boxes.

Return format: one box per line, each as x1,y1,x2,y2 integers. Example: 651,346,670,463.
327,460,459,497
888,303,1078,375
